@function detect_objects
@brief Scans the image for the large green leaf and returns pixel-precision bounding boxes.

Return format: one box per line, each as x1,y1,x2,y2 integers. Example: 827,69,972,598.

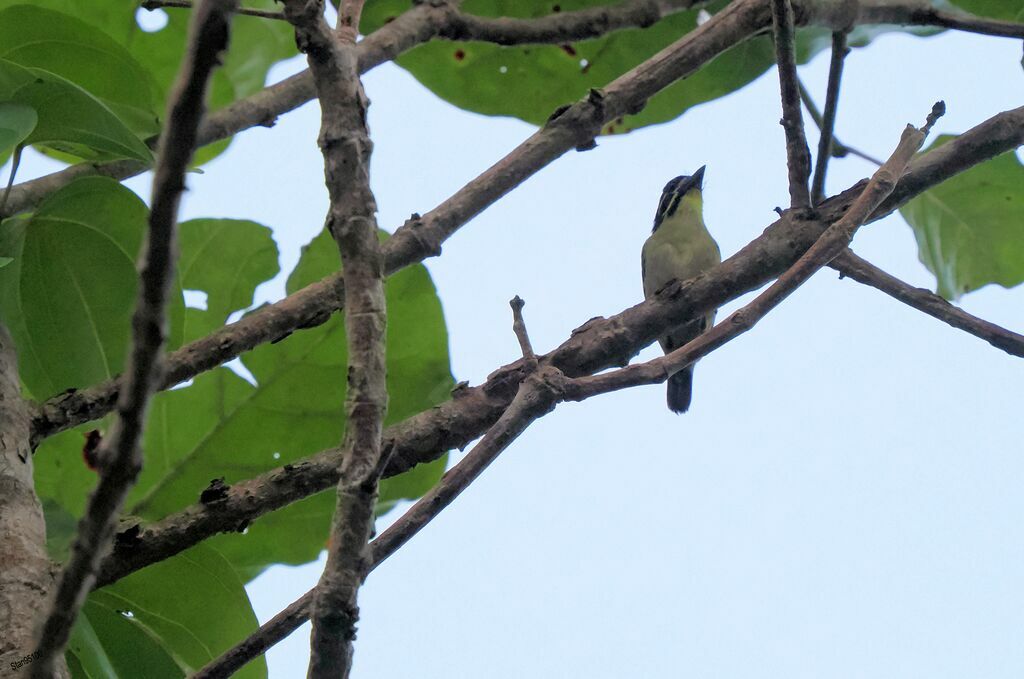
0,60,153,162
72,544,266,679
122,229,452,579
899,135,1024,300
948,0,1024,21
0,177,184,401
0,5,161,139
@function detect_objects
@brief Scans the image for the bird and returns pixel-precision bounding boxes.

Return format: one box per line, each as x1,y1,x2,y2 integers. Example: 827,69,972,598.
641,165,721,413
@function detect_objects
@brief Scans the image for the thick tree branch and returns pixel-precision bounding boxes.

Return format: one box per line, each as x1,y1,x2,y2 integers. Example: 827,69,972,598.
770,0,812,209
281,0,387,674
830,250,1024,358
810,31,848,204
0,325,62,676
94,103,1024,590
29,3,236,675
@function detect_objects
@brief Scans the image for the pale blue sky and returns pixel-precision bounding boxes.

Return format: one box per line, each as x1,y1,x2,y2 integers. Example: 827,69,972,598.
15,16,1024,679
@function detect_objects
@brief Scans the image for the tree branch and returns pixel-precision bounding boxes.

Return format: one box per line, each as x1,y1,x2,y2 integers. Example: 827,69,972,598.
281,0,388,674
810,31,848,204
0,324,61,676
830,250,1024,358
93,102,1024,590
29,3,237,675
770,0,812,209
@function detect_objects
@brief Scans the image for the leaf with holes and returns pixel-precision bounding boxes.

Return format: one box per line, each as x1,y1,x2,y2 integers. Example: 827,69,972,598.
177,218,280,342
899,135,1024,300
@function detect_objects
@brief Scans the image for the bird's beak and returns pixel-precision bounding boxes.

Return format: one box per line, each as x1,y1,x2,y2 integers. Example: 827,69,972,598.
691,165,706,191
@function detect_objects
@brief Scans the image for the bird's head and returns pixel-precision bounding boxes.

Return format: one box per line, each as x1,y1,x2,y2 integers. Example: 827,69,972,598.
652,165,705,232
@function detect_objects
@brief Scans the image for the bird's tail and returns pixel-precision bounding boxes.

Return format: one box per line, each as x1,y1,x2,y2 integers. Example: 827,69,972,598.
666,368,693,414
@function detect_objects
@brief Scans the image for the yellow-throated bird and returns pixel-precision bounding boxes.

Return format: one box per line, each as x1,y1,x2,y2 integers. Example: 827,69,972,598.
641,165,721,413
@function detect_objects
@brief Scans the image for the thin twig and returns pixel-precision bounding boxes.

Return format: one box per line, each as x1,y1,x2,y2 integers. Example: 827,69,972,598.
93,102,1024,591
810,31,848,205
798,79,884,166
281,0,387,675
192,300,564,678
510,296,536,362
29,2,238,676
770,0,812,209
142,0,283,20
830,249,1024,358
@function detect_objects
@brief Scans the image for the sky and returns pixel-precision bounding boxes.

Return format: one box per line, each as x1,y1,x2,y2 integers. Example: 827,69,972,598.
14,12,1024,679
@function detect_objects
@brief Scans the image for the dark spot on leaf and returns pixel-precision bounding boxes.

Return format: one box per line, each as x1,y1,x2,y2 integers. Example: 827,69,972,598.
552,4,561,11
608,125,616,133
560,43,577,57
454,49,466,61
384,16,395,23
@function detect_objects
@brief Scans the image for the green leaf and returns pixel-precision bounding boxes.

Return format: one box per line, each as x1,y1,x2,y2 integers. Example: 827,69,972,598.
0,101,35,159
119,229,452,579
899,135,1024,300
0,5,161,139
0,255,12,268
0,177,184,400
178,218,280,342
947,0,1024,21
0,59,153,162
76,544,266,678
